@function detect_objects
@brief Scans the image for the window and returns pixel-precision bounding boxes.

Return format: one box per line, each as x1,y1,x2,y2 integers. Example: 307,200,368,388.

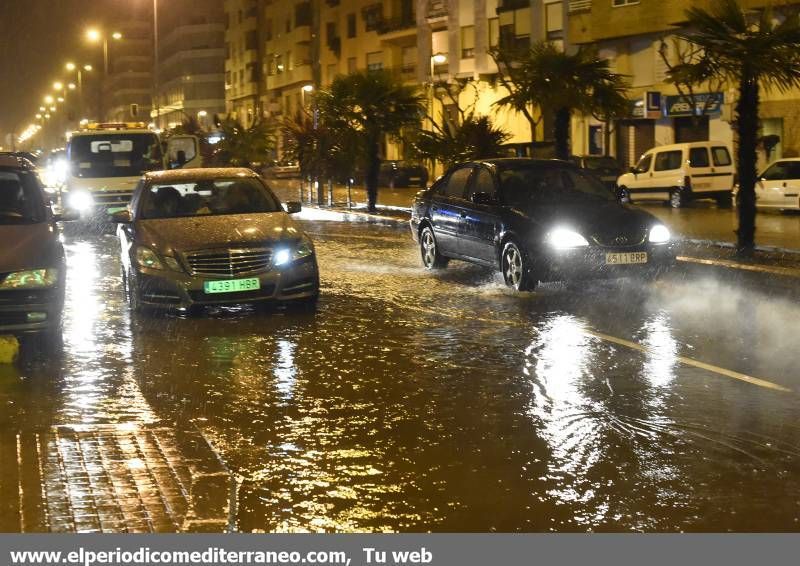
762,161,800,181
347,13,356,38
461,26,475,59
712,146,732,166
363,4,383,32
469,168,495,199
488,18,499,48
0,171,45,224
140,179,281,220
347,57,357,73
265,19,273,41
635,153,652,173
366,51,383,71
689,147,710,168
654,150,683,171
545,2,563,37
441,167,473,198
245,30,258,50
295,1,312,27
612,0,639,5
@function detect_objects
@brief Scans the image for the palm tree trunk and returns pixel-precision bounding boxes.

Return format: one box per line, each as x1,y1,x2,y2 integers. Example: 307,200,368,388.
529,119,537,157
735,73,759,254
554,107,571,161
365,138,381,213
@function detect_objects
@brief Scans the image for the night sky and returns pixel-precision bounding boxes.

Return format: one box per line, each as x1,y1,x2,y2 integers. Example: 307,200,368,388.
0,0,143,142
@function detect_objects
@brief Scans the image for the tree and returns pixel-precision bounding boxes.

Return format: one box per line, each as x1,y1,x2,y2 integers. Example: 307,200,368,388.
282,110,357,189
413,114,511,169
670,0,800,254
317,69,426,212
491,42,629,160
212,116,276,169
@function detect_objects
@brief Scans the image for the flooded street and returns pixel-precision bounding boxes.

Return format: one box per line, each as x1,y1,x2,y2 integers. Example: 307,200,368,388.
2,213,800,532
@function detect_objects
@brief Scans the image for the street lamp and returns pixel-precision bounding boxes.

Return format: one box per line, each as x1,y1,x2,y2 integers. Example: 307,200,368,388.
85,27,122,76
44,95,54,105
65,62,93,119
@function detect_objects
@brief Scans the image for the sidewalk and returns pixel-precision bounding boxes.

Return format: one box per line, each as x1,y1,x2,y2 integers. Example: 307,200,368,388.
0,423,234,533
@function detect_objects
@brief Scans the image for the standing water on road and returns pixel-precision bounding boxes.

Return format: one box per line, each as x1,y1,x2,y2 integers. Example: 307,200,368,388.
2,216,800,532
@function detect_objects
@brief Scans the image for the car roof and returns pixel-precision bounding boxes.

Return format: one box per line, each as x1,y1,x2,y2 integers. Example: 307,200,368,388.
471,158,577,169
645,141,730,152
768,157,800,163
143,167,259,182
0,153,37,170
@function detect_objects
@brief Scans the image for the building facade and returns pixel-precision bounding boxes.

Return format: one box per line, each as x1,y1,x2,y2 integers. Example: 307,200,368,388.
104,20,153,123
153,0,227,130
220,0,800,168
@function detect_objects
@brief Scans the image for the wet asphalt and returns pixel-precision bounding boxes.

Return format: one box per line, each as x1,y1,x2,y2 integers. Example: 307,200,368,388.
1,213,800,532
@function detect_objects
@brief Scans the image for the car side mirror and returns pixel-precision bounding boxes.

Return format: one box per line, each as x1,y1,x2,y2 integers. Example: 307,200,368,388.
472,192,497,205
110,209,132,223
285,201,302,214
54,209,80,222
629,166,638,175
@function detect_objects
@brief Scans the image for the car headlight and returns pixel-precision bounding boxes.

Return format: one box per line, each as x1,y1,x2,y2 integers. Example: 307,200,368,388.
274,238,315,267
67,190,94,212
135,246,164,270
0,268,59,289
649,224,671,244
547,228,589,249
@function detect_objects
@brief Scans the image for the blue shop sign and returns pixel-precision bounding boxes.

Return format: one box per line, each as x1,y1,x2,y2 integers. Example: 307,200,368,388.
664,93,724,117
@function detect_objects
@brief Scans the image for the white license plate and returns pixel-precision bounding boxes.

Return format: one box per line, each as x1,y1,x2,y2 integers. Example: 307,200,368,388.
203,278,260,294
606,252,648,265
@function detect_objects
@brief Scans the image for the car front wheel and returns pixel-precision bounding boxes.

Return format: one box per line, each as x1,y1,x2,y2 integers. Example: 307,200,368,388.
420,226,448,269
501,240,537,291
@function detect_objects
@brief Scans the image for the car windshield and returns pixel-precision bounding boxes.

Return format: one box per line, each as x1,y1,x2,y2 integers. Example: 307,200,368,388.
69,133,163,179
499,165,616,207
140,177,283,220
0,170,45,225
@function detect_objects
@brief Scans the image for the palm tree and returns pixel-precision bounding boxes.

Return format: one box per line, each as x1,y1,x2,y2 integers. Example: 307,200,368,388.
282,110,357,186
213,116,277,169
492,42,628,161
317,69,426,212
670,0,800,253
413,114,511,170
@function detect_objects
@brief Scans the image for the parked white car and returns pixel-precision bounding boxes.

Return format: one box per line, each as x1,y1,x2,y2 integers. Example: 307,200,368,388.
749,158,800,211
616,141,735,208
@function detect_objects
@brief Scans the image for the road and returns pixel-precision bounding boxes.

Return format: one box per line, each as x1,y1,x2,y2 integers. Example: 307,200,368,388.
270,180,800,250
2,214,800,532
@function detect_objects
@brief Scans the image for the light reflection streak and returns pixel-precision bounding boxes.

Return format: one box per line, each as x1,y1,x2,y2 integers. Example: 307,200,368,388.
274,339,296,400
640,313,678,390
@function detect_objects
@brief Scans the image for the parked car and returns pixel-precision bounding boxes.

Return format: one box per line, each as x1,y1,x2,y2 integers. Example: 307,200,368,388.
570,155,623,191
0,154,76,342
378,160,429,188
616,141,735,208
112,168,319,312
747,158,800,211
267,160,301,179
410,158,675,291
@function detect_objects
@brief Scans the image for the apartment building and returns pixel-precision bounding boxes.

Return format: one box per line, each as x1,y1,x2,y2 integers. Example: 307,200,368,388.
104,21,153,123
153,0,227,130
568,0,796,166
225,0,263,124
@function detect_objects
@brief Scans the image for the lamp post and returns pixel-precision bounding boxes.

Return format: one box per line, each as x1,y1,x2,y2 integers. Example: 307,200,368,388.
153,0,160,130
65,63,93,121
86,28,122,120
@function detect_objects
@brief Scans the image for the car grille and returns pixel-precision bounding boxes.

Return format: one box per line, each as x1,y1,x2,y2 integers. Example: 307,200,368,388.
185,248,273,277
592,231,647,248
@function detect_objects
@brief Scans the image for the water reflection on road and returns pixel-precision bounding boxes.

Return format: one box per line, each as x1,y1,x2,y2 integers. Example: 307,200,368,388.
2,216,800,532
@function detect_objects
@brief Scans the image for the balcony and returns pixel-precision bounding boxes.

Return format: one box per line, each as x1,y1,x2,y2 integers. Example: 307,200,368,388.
426,0,447,23
377,15,416,35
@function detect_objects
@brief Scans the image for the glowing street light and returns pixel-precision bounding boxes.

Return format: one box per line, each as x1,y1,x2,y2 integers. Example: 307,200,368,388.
44,95,54,104
65,62,76,72
53,81,64,91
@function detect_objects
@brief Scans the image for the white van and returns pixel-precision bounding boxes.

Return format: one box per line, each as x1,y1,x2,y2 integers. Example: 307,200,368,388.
616,141,735,208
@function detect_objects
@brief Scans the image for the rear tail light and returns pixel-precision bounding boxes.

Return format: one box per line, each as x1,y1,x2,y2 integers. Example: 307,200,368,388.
683,176,692,190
